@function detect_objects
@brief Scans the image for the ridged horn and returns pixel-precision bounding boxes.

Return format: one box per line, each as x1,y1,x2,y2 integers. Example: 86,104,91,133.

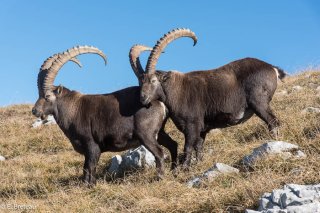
145,28,197,74
41,45,107,93
37,54,84,97
37,54,59,97
129,44,152,78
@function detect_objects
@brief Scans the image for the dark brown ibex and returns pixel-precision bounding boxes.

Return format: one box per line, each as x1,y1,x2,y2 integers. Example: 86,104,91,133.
32,46,178,185
135,28,286,168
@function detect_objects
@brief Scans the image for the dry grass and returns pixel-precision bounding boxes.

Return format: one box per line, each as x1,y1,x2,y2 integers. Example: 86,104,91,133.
1,70,320,212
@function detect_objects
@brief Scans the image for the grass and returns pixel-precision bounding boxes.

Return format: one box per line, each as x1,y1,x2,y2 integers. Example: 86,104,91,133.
1,70,320,212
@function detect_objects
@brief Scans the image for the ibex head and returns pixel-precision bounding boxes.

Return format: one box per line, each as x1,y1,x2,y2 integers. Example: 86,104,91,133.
139,28,197,105
32,46,107,119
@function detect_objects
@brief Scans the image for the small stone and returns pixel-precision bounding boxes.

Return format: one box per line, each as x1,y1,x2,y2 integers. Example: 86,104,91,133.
295,150,306,158
187,163,238,188
309,83,318,89
209,129,222,135
43,115,57,125
0,155,5,161
292,85,303,92
187,177,201,188
32,115,57,128
242,141,301,167
276,90,288,96
32,118,43,128
213,163,239,174
316,86,320,91
301,107,320,114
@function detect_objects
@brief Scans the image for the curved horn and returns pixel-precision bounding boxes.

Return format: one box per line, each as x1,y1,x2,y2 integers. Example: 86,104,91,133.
145,28,197,74
37,54,59,97
37,53,86,97
69,57,82,68
41,45,107,93
129,44,152,78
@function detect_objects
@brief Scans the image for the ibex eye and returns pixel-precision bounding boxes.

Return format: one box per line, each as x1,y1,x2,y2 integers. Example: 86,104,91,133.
151,79,156,83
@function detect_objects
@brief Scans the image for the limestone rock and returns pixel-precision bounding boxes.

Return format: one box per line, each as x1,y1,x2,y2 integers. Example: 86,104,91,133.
276,90,288,96
0,155,5,161
292,85,303,92
187,163,239,188
301,107,320,114
32,115,56,128
242,141,305,168
246,184,320,213
106,146,155,178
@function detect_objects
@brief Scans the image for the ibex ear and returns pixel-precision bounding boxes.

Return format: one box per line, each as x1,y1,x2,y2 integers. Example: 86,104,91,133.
54,85,63,95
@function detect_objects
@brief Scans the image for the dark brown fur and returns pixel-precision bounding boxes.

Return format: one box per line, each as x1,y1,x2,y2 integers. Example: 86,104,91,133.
32,86,178,185
140,57,286,167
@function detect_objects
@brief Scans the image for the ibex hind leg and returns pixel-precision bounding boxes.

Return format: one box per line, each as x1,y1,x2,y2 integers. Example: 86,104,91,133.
249,98,280,138
157,129,178,171
138,133,165,180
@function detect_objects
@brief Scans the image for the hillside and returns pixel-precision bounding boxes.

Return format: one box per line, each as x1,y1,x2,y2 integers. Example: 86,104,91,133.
1,70,320,212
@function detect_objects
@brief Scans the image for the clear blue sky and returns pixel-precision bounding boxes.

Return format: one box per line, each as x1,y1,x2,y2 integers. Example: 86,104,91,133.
1,1,320,106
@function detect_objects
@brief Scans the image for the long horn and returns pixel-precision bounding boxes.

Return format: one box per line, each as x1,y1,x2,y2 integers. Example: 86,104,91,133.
37,54,59,97
129,44,152,78
145,28,197,74
37,54,84,97
41,45,107,93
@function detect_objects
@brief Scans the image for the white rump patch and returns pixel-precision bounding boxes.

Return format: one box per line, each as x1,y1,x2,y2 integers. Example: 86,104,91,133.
236,111,244,120
273,67,280,79
159,102,167,120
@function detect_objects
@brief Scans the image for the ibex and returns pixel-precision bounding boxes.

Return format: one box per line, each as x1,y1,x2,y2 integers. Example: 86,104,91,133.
135,28,286,168
32,46,178,185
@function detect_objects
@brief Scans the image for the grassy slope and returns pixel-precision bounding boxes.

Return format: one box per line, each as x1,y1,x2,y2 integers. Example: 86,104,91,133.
1,71,320,212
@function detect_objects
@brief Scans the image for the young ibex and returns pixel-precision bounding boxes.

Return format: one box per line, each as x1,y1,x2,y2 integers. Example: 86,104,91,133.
32,46,178,185
135,28,286,168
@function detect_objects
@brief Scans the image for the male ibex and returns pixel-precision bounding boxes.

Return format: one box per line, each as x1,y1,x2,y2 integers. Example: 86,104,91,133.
135,28,286,168
32,46,178,185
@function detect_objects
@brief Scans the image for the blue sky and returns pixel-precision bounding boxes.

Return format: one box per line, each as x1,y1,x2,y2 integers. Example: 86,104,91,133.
0,1,320,106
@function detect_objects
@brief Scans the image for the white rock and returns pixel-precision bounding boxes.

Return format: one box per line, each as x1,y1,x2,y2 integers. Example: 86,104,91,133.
316,86,320,91
44,115,57,125
308,83,318,89
242,141,305,167
209,129,222,135
32,115,56,128
186,177,201,188
0,155,5,161
301,107,320,114
292,86,303,92
245,210,261,213
106,146,155,178
32,118,43,128
276,90,288,96
187,163,239,188
286,201,320,213
247,184,320,213
107,155,122,175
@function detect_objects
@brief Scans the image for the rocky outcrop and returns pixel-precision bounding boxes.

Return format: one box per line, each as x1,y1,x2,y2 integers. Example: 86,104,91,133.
246,184,320,213
106,146,155,178
242,141,306,168
187,163,239,188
